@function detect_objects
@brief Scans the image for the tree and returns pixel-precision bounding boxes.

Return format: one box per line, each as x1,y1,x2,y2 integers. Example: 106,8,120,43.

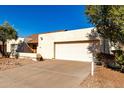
110,6,124,44
85,5,124,53
0,21,18,56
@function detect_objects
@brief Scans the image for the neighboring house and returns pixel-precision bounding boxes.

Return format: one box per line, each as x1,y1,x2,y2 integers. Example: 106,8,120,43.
7,38,24,55
6,34,38,59
37,28,100,62
7,34,38,53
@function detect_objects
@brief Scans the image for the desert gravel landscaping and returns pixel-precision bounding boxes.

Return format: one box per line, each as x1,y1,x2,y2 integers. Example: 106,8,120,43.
0,58,36,71
80,66,124,88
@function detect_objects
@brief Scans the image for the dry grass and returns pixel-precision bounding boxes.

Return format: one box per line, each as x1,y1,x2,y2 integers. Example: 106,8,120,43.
80,66,124,88
0,58,37,71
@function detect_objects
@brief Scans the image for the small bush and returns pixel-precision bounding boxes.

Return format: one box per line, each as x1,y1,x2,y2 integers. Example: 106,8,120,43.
95,53,115,67
95,53,102,65
15,52,19,59
95,50,124,73
107,61,121,70
4,52,11,58
114,50,124,72
36,53,43,61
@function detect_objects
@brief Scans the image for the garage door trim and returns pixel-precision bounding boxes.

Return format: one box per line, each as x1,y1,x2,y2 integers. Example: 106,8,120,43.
54,40,99,44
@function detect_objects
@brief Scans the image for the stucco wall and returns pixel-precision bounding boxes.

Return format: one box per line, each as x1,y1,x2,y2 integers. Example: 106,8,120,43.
18,52,36,59
37,27,99,59
7,38,24,52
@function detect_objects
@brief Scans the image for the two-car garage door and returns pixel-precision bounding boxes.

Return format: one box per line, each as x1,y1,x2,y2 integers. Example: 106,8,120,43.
54,41,98,62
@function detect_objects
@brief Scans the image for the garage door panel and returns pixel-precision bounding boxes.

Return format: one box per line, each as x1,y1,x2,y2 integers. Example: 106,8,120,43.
55,43,93,62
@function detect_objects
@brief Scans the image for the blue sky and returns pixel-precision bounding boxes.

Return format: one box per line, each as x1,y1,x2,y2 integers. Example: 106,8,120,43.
0,5,93,37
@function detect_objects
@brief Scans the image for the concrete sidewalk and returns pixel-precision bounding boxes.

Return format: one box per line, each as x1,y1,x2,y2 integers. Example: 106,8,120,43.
0,59,91,88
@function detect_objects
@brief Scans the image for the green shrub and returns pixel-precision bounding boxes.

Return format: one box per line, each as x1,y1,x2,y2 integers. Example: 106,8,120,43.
107,61,121,70
96,50,124,72
115,50,124,72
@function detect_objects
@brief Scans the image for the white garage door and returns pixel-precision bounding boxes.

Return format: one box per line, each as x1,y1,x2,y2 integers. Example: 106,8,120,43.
55,42,93,62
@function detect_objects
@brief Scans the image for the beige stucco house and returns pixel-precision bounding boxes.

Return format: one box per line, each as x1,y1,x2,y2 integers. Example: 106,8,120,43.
6,27,111,62
37,27,100,62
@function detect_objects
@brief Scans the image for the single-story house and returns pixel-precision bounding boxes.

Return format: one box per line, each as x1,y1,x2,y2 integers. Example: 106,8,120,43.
37,27,100,62
6,27,113,62
6,34,38,59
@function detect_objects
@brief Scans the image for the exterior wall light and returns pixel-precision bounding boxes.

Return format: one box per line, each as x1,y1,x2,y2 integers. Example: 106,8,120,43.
40,37,43,40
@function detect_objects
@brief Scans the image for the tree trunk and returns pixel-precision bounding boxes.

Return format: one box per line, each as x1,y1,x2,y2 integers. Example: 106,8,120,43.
101,38,110,54
2,41,5,57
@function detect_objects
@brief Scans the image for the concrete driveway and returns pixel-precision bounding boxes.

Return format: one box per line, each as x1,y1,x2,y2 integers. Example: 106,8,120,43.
0,59,91,88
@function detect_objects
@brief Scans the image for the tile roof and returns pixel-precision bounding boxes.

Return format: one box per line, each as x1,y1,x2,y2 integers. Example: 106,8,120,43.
25,34,38,43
